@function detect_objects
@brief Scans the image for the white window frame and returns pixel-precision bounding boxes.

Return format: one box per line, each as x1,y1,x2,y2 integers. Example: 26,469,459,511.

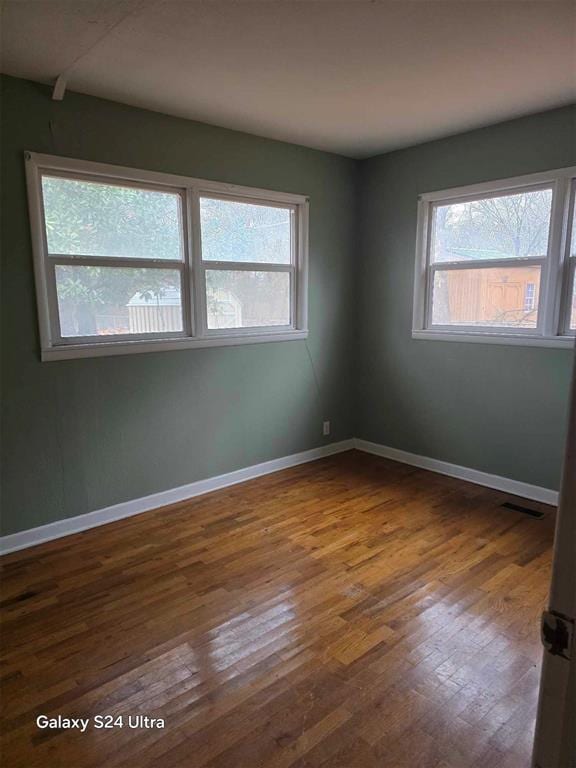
559,179,576,337
412,166,576,348
25,152,309,361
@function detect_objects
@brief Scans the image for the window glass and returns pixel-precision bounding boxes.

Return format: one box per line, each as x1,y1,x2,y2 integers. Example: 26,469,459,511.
42,176,183,260
431,266,541,329
205,270,290,329
431,189,553,264
200,197,292,264
55,266,183,337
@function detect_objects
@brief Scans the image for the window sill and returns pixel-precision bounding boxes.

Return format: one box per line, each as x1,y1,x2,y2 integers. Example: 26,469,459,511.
41,330,309,361
412,329,575,349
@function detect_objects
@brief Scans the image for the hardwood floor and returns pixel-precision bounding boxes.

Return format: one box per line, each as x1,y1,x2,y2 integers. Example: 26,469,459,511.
0,450,555,768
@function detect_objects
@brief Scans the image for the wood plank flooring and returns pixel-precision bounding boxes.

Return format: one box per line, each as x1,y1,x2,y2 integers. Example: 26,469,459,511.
0,450,555,768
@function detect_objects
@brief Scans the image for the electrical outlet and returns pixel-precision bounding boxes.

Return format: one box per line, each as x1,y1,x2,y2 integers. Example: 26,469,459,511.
323,420,331,436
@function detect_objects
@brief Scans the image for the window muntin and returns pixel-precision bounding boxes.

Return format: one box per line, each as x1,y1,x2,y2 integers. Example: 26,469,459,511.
26,153,309,360
414,168,576,344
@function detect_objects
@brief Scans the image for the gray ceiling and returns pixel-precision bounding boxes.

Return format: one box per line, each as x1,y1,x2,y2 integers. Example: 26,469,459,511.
2,0,575,157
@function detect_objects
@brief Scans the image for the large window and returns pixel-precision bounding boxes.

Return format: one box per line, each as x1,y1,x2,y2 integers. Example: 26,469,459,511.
26,153,309,360
413,168,576,346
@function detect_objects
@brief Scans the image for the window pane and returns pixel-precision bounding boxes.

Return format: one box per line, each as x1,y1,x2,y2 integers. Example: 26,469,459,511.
55,266,183,337
431,266,541,328
42,176,183,260
570,275,576,331
206,270,290,329
200,198,291,264
431,189,552,263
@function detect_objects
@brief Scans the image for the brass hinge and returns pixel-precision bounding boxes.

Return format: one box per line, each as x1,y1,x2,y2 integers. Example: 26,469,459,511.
541,610,574,661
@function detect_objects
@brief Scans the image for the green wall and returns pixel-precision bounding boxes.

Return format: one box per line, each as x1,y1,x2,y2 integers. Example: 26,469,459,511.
357,106,576,490
0,75,358,536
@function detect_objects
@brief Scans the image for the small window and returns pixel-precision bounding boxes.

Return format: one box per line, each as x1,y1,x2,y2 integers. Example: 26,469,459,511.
413,167,576,347
26,154,309,360
524,283,536,312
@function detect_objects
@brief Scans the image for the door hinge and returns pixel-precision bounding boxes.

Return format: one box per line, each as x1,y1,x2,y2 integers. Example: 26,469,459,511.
541,611,574,661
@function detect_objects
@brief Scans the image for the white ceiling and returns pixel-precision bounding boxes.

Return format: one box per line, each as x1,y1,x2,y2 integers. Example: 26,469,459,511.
2,0,575,158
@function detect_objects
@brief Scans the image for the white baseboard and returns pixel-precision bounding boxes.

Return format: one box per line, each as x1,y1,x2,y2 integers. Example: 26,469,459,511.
354,438,559,506
0,440,355,555
1,437,558,556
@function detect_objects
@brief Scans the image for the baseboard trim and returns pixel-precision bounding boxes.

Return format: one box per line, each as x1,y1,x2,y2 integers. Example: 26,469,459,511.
1,437,558,555
354,439,559,506
0,440,355,556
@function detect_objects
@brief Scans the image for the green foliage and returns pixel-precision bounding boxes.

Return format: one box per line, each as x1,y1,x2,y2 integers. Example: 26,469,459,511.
43,176,182,260
44,179,292,333
43,177,183,333
55,266,178,307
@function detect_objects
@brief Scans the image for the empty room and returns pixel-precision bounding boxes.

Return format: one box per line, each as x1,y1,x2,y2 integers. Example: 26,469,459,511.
1,2,575,767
